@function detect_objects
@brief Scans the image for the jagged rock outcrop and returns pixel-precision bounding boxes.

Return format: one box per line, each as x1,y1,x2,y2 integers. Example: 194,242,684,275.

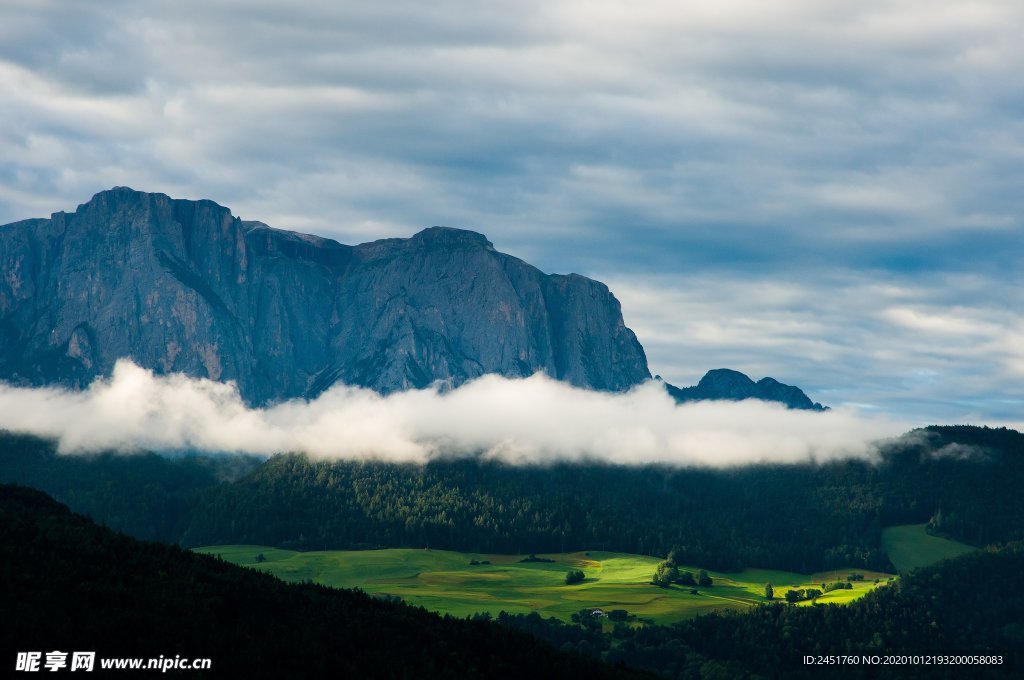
0,188,651,403
664,368,826,410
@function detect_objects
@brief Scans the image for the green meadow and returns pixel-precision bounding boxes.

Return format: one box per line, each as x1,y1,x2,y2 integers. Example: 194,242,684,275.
881,524,976,573
194,545,892,624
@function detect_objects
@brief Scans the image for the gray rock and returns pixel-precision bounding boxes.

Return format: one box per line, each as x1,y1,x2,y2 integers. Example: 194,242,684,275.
0,188,651,403
664,368,826,410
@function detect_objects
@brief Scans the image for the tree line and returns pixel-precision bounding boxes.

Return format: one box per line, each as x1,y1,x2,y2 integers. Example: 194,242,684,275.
1,426,1023,573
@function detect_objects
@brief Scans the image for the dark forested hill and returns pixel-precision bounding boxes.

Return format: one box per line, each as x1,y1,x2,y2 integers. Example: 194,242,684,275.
0,484,646,679
2,425,1023,574
0,432,256,543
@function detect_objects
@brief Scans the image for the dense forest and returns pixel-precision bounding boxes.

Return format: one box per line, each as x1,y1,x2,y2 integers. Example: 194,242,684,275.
1,426,1023,572
0,432,258,543
0,485,644,679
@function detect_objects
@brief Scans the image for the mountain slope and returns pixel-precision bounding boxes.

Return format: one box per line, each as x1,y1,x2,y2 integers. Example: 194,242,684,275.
0,188,650,403
5,426,1023,573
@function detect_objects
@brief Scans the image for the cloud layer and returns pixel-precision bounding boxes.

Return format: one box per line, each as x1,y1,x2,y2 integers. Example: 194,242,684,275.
1,1,1022,272
0,361,907,466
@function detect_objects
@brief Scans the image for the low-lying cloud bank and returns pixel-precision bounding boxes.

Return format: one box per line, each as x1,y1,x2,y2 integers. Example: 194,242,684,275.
0,360,910,466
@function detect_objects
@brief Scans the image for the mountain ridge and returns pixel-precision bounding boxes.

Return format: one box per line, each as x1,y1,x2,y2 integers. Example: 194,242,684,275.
0,187,650,403
664,368,826,411
0,187,826,410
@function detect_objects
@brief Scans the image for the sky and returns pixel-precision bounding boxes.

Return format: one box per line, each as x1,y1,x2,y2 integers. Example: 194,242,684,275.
1,0,1022,426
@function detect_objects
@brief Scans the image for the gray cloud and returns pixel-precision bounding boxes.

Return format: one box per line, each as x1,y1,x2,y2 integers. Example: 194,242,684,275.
0,360,907,465
2,1,1020,256
611,270,1024,425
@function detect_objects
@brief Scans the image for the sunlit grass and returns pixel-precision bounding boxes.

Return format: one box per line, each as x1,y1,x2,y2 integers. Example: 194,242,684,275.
881,524,976,573
195,545,893,624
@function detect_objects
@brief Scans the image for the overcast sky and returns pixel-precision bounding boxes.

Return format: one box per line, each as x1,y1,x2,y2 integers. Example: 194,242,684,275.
1,1,1022,425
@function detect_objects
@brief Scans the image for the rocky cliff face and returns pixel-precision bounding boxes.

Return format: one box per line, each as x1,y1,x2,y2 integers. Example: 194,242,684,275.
0,188,651,403
664,369,826,410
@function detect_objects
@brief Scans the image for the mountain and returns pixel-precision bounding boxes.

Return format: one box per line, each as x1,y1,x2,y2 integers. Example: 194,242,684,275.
0,187,650,404
0,484,644,679
664,369,826,410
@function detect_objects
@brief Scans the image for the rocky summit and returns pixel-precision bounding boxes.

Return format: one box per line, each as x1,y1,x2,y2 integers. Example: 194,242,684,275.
0,188,651,404
664,368,827,410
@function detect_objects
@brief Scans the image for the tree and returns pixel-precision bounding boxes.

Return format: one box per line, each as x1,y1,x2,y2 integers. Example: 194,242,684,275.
698,569,713,587
564,569,585,585
652,563,667,586
805,588,822,601
652,561,679,587
764,583,773,600
785,589,803,603
667,564,680,583
256,553,266,563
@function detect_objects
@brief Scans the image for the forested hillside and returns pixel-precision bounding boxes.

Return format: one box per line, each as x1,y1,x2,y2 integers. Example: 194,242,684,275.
0,432,256,543
179,426,1024,572
2,426,1022,573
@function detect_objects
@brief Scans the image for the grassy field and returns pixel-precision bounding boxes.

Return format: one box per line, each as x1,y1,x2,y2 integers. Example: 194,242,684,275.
881,524,976,573
194,545,892,624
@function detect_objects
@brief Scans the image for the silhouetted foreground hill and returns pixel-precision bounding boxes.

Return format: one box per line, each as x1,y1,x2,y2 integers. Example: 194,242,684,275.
0,485,646,679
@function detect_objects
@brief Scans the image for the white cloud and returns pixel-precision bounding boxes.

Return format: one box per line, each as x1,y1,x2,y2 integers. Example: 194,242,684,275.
0,360,906,465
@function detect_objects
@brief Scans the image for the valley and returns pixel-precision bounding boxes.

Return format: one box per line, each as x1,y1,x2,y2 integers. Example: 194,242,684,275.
197,523,978,623
194,546,894,623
